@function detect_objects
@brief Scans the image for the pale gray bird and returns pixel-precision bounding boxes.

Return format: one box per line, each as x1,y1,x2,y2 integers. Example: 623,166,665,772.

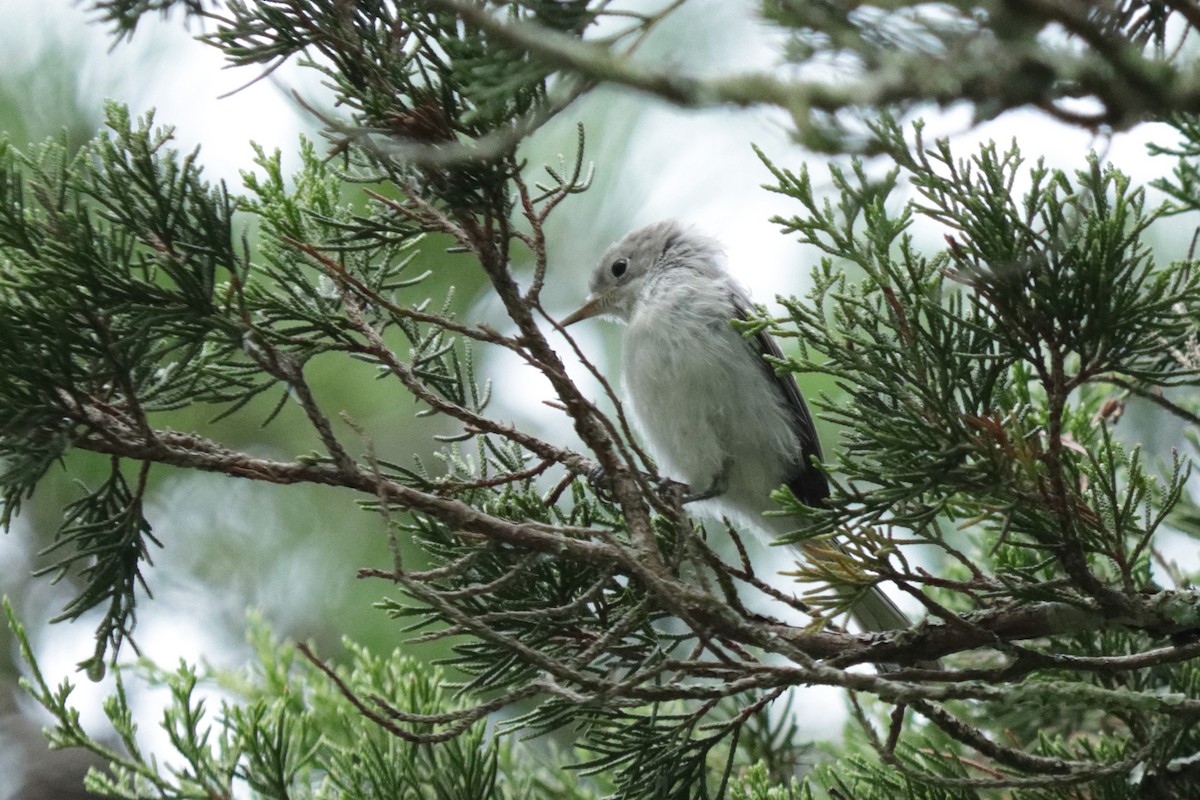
562,219,910,634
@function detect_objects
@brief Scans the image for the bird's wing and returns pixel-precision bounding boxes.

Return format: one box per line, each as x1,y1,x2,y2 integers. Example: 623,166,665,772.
728,292,830,507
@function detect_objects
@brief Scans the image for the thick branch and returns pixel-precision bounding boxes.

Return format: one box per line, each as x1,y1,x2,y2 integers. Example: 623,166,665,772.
434,0,1200,134
67,406,1200,675
71,418,616,564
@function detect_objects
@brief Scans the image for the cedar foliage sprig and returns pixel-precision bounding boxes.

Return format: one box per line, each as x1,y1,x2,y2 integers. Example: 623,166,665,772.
758,119,1199,624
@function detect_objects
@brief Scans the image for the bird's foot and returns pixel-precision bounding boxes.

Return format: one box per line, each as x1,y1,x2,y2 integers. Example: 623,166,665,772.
678,459,732,504
681,467,729,504
586,464,614,502
680,484,721,504
587,465,691,505
587,463,727,507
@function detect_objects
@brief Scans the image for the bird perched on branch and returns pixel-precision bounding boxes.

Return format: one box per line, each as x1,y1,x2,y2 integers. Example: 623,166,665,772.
561,219,910,634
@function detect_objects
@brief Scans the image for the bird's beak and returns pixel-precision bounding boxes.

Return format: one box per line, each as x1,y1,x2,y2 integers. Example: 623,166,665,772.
559,295,604,327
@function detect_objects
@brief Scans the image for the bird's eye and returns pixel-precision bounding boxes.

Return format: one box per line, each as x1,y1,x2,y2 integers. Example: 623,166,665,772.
610,258,629,278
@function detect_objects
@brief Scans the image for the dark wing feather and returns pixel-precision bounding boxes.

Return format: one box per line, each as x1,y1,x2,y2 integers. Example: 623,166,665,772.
729,293,830,507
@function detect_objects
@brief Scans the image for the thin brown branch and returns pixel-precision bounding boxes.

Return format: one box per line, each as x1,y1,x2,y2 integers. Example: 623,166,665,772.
817,598,1200,670
441,457,554,492
890,732,1170,790
688,525,815,619
910,699,1072,774
297,642,431,743
298,641,540,744
283,235,524,352
337,287,590,473
1102,376,1200,426
68,410,619,567
253,342,357,474
513,158,551,305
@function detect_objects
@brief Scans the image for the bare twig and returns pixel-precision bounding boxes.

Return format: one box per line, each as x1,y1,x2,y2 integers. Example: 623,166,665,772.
1101,376,1200,426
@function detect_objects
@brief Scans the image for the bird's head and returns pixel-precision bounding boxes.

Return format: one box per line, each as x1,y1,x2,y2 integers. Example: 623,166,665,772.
561,219,704,326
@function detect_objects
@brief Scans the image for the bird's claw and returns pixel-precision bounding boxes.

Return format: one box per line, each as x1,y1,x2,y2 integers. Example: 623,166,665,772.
586,465,719,507
680,486,720,504
656,476,688,502
587,464,614,502
680,467,729,504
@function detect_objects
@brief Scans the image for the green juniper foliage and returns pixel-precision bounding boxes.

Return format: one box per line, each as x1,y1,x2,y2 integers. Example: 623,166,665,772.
7,601,603,800
5,1,1200,799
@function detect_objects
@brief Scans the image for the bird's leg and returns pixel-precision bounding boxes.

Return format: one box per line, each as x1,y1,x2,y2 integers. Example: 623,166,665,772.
681,460,731,504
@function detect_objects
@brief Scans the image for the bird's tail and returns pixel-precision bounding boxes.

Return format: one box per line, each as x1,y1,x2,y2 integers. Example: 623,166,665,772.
755,510,934,657
796,541,942,668
793,540,914,632
849,584,912,633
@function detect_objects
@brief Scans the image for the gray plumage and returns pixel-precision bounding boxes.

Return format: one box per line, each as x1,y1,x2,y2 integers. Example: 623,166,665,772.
564,219,910,634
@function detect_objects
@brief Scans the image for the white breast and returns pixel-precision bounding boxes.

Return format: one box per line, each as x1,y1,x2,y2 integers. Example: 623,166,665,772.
621,270,801,529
